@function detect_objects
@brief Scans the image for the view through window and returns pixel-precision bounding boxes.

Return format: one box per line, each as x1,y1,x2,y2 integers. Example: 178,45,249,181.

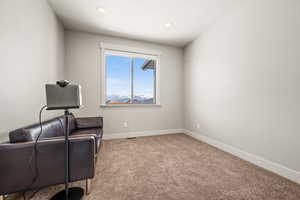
105,52,157,104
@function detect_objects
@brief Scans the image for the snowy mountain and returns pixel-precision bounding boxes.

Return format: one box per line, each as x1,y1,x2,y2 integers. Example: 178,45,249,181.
106,95,153,104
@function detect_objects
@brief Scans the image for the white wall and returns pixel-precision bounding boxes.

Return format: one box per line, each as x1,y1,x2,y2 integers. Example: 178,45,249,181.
65,31,183,135
0,0,64,141
184,0,300,172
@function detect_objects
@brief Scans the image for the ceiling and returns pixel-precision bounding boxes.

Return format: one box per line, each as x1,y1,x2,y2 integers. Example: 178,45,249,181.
48,0,241,47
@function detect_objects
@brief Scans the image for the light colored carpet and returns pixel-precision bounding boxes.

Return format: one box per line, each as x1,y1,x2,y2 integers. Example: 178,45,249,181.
13,133,300,200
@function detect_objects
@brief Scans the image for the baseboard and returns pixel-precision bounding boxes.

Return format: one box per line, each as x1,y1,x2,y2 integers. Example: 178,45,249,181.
103,129,185,140
184,129,300,184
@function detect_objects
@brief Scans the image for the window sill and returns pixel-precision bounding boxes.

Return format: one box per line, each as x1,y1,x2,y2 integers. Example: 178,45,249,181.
100,104,161,108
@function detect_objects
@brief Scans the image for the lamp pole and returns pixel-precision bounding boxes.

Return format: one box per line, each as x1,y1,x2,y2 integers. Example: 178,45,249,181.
50,109,84,200
64,110,69,199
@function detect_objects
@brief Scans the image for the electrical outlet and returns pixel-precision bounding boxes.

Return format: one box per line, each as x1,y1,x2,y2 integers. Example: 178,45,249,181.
123,121,128,128
196,123,200,129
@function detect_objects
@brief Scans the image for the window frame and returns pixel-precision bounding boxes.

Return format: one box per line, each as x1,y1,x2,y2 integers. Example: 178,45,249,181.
100,43,161,106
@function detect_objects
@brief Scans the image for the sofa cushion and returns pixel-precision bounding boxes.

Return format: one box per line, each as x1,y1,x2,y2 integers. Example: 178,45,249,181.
9,117,65,143
75,117,103,129
68,114,77,133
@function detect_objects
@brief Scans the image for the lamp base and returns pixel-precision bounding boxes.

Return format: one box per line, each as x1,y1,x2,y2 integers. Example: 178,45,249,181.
50,187,84,200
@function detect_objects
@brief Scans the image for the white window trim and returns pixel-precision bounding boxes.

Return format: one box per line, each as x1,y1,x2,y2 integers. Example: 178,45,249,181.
100,42,161,107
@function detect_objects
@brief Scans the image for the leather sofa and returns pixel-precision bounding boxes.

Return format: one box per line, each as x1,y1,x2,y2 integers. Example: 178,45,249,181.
0,114,103,197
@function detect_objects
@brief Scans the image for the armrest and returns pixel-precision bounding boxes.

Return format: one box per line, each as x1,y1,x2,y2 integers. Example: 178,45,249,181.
75,117,103,129
0,136,95,195
41,134,98,140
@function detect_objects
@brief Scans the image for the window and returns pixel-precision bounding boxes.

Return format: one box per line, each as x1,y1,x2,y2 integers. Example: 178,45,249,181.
100,44,160,106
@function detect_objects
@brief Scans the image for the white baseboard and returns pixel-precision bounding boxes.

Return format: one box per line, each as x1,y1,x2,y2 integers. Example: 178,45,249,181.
103,129,185,140
184,129,300,184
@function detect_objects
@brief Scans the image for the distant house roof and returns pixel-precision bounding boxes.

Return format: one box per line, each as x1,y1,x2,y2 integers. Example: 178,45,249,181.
141,60,155,70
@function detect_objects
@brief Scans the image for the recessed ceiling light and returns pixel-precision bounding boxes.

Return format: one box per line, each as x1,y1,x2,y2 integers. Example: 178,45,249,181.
164,23,173,28
97,7,106,13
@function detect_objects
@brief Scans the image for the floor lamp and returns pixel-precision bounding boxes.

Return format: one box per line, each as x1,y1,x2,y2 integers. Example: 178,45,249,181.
45,80,84,200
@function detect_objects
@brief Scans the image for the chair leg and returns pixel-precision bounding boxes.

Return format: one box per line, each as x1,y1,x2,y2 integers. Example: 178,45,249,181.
86,179,92,195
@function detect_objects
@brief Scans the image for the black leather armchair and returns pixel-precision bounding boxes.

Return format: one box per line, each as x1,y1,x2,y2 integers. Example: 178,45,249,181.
0,114,103,197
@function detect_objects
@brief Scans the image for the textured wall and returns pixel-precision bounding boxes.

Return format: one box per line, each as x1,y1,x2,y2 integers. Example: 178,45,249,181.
184,0,300,171
0,0,65,141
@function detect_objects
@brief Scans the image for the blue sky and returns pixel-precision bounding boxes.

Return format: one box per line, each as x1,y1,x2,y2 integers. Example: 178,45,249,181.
106,55,154,97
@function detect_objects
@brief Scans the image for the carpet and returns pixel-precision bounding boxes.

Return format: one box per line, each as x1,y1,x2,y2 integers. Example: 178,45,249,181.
12,133,300,200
